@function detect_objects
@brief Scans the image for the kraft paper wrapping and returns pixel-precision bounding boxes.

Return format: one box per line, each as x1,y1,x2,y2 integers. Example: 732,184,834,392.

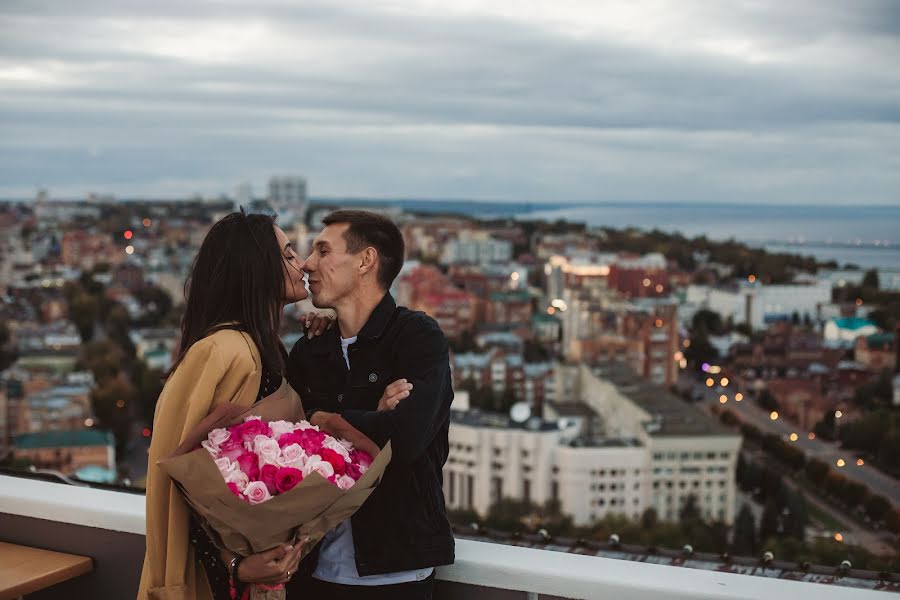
157,386,391,599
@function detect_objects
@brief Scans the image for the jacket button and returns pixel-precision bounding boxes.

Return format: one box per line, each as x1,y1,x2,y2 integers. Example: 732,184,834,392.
368,373,378,383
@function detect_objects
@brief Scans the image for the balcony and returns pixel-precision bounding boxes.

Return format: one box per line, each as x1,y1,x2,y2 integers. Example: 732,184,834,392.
0,472,896,599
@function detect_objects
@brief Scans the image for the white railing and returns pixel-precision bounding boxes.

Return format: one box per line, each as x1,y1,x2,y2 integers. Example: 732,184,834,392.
0,474,892,600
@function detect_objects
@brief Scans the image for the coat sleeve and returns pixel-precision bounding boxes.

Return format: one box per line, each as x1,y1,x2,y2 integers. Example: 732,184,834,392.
340,318,453,464
138,340,227,600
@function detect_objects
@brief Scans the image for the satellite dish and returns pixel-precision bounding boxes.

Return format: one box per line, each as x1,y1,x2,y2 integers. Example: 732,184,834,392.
510,402,531,423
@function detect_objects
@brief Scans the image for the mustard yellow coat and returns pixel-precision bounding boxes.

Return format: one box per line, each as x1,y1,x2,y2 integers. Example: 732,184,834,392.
138,329,262,600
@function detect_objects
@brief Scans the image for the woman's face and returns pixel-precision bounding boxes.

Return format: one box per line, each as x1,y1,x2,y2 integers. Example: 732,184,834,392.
274,226,308,304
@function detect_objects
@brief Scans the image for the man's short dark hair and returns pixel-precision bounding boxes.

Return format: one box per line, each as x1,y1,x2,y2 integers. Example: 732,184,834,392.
323,210,405,290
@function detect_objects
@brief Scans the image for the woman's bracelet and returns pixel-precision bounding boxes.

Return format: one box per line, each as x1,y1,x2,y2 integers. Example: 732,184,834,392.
228,554,243,582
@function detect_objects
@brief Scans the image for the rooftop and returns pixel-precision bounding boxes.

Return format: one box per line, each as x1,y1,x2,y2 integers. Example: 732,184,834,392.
591,361,734,437
14,428,114,449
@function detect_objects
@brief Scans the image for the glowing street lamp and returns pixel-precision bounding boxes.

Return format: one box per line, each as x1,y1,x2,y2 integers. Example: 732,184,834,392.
836,459,846,468
789,433,798,442
735,393,744,402
770,411,779,421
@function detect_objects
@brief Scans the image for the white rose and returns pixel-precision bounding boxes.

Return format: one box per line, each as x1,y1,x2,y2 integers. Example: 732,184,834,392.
277,443,307,468
302,455,335,479
336,438,354,451
322,438,351,462
214,457,236,475
208,428,231,447
269,420,297,438
243,415,263,423
254,437,282,466
295,420,316,431
243,481,272,505
201,440,220,457
224,469,249,492
335,474,356,490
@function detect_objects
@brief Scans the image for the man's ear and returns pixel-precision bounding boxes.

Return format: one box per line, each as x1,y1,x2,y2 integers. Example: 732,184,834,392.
359,247,378,277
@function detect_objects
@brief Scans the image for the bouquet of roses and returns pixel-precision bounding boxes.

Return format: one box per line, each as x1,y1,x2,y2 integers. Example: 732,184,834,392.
203,416,374,504
158,387,391,600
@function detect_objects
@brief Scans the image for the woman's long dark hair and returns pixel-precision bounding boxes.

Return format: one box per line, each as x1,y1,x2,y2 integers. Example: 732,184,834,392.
170,211,287,375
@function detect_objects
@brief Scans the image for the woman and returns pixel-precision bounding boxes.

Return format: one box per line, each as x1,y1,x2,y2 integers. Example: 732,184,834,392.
138,212,407,599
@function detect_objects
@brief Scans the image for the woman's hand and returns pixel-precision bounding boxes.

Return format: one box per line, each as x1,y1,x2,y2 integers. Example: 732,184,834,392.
378,378,413,412
232,538,306,585
301,311,335,337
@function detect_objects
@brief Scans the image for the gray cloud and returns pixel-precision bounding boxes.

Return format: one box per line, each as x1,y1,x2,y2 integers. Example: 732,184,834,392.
0,0,898,203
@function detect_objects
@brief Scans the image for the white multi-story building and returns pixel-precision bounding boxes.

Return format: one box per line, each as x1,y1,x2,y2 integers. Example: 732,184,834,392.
441,231,512,265
444,362,742,526
686,280,832,330
268,176,307,222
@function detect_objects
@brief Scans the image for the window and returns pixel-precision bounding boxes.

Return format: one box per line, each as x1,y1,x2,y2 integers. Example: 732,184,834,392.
523,479,531,503
467,475,474,509
491,476,503,503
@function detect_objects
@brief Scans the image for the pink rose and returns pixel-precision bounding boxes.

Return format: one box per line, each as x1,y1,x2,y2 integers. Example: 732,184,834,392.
226,482,245,499
269,420,297,438
277,432,303,448
254,436,282,467
275,467,304,493
214,457,236,476
322,438,351,462
302,455,335,479
260,464,279,495
297,429,328,455
345,462,363,481
218,438,245,462
235,451,260,481
243,481,272,505
277,443,307,469
334,474,356,490
230,418,272,445
319,448,347,476
225,468,249,492
350,449,373,468
208,428,231,447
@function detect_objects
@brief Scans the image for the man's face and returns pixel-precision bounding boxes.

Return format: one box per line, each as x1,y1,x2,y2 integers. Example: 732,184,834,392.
304,223,361,309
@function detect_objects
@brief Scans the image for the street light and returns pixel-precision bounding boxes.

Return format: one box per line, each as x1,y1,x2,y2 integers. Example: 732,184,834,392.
856,458,865,466
735,393,744,402
706,378,715,387
719,395,728,404
720,377,729,386
770,411,779,421
836,459,846,468
808,432,816,440
789,433,798,442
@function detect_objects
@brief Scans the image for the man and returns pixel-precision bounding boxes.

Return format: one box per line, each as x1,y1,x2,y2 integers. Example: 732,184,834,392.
287,210,455,599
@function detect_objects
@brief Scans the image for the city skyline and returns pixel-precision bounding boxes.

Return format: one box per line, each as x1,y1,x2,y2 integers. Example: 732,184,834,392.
1,0,899,205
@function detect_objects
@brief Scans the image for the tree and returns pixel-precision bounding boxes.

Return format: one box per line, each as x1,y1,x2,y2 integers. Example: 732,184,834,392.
865,495,891,522
69,292,99,342
862,269,880,290
684,330,718,371
759,499,780,541
0,322,18,372
732,504,757,555
485,497,534,532
691,310,724,336
782,491,808,540
91,375,137,455
679,494,702,523
78,340,124,384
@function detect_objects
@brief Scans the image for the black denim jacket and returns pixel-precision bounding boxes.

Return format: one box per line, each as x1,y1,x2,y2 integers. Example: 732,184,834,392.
286,293,455,576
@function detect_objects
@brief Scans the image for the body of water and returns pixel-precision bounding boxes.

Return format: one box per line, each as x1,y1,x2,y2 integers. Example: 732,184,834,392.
522,203,900,271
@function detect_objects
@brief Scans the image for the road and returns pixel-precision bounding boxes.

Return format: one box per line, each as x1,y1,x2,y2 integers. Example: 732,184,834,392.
695,381,900,508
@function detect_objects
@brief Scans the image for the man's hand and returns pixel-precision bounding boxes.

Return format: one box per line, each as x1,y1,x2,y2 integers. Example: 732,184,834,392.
300,311,335,337
378,378,413,412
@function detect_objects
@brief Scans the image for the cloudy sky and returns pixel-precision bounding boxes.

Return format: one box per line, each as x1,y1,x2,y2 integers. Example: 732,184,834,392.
1,0,898,204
